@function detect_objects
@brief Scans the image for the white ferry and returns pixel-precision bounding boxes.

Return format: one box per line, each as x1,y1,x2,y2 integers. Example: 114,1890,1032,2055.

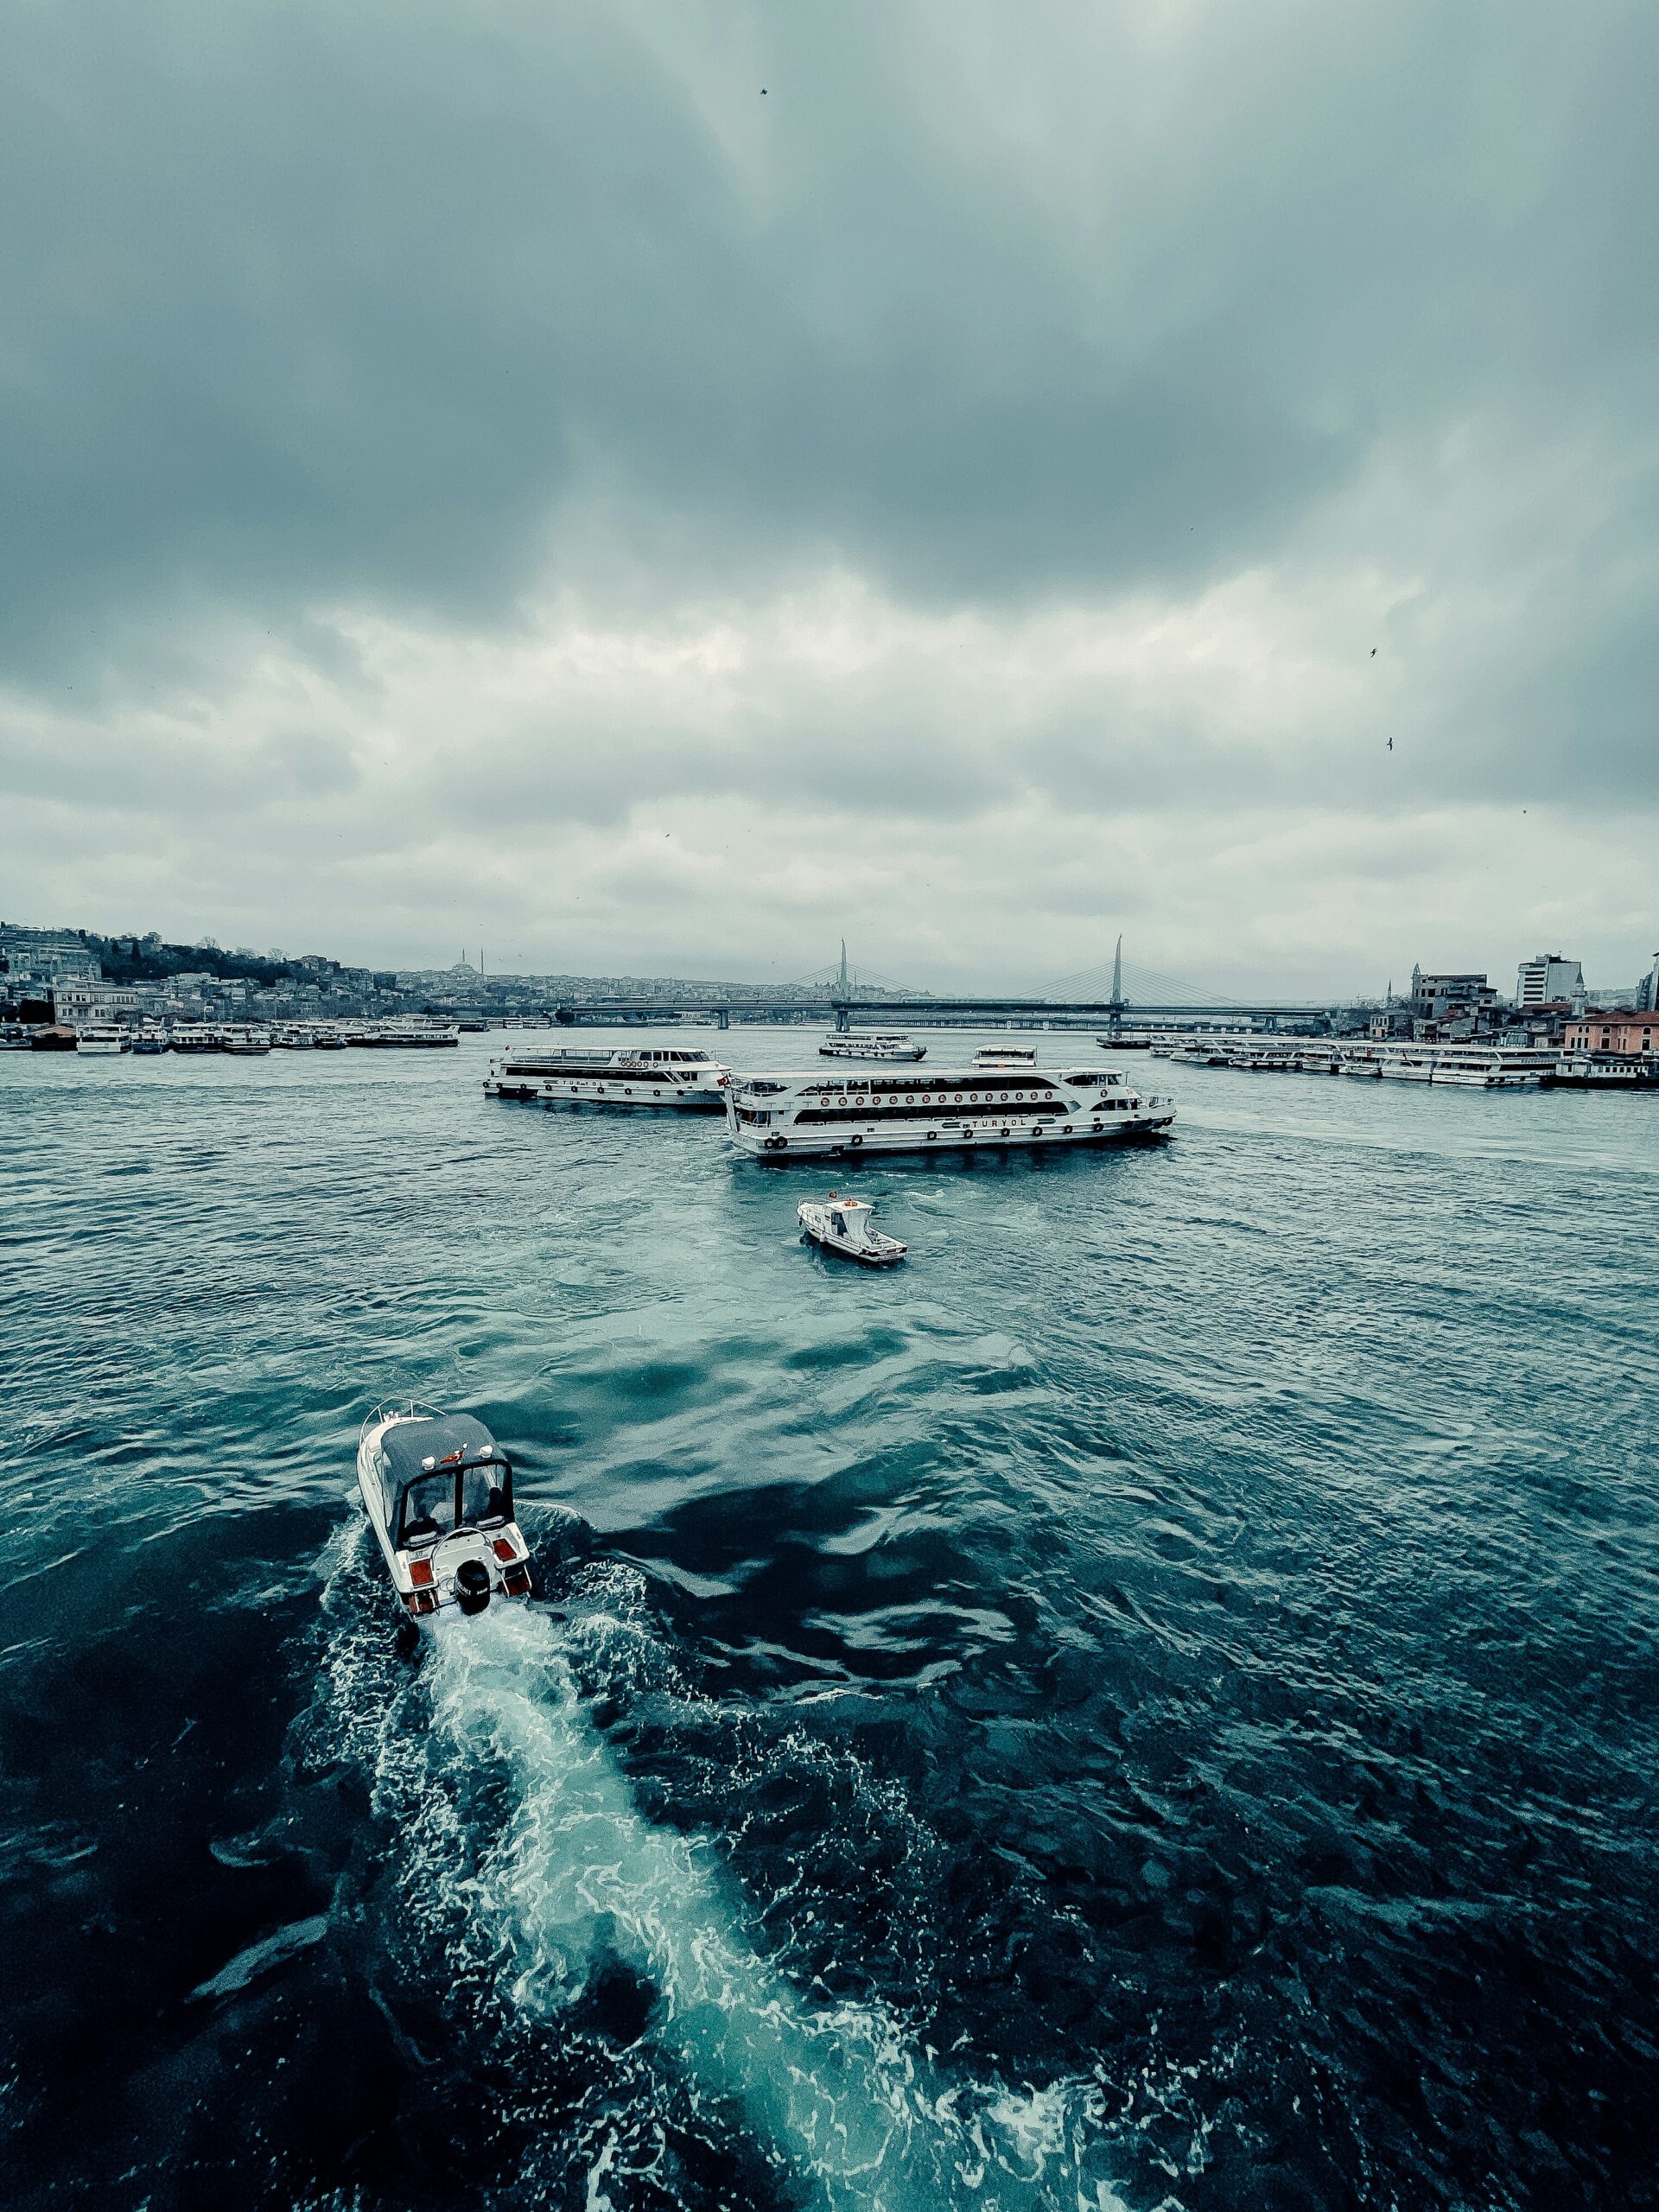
1376,1051,1436,1082
72,1024,129,1055
726,1064,1174,1160
485,1044,731,1110
975,1045,1038,1067
1169,1039,1229,1066
819,1033,926,1062
1550,1052,1656,1089
1430,1046,1550,1089
345,1020,459,1048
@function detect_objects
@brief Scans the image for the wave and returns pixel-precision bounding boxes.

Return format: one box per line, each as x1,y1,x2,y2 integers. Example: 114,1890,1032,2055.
312,1529,1129,2210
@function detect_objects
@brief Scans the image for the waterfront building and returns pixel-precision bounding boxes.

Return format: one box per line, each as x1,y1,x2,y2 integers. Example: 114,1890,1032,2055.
1516,952,1582,1008
1562,1010,1659,1057
52,982,150,1027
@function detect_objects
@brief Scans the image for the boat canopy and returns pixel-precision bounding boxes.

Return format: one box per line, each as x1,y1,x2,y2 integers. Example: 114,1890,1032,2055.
372,1414,514,1546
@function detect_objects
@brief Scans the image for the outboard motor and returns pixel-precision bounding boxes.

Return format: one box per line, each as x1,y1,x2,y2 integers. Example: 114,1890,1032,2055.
454,1559,493,1617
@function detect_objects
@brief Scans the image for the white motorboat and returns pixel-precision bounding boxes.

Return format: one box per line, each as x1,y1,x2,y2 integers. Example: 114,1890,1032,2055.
818,1033,926,1061
356,1403,533,1624
798,1193,907,1267
727,1063,1175,1160
485,1043,730,1109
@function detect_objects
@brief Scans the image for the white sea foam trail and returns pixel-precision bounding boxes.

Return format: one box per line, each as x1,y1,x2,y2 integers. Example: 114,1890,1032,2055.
423,1600,1126,2211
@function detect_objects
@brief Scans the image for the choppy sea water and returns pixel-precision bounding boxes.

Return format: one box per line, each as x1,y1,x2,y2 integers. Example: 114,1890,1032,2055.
3,1030,1656,2212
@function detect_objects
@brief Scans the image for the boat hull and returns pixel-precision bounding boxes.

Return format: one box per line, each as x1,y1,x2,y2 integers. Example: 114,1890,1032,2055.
535,1077,728,1111
735,1111,1173,1160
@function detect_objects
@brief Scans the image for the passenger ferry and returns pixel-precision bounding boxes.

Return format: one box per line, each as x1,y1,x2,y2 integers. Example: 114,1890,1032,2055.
1168,1039,1229,1066
975,1045,1038,1067
485,1043,731,1110
819,1032,927,1061
343,1020,459,1048
1550,1052,1657,1089
1429,1046,1551,1089
72,1024,129,1055
725,1064,1174,1160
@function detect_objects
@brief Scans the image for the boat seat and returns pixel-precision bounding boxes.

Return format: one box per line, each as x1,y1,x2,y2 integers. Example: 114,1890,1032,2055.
403,1516,440,1545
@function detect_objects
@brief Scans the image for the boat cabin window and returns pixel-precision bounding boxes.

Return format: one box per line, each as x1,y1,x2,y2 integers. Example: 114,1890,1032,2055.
398,1460,512,1546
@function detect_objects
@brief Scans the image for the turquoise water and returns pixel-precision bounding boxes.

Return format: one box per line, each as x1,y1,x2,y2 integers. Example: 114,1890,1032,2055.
3,1033,1656,2209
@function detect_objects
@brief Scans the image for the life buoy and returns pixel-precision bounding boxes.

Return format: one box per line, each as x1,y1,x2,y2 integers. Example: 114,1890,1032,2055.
849,1134,863,1147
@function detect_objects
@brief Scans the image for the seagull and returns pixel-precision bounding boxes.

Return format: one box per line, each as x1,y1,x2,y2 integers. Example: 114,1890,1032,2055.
1387,737,1394,752
1370,647,1377,658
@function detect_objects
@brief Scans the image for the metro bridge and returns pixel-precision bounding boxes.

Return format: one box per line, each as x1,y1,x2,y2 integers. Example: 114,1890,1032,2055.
543,941,1351,1033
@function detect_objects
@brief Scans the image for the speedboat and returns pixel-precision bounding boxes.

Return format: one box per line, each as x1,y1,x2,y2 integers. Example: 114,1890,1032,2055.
356,1403,532,1624
798,1193,907,1267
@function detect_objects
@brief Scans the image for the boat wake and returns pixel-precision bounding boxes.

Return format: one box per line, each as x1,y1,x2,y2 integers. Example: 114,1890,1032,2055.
310,1527,1131,2211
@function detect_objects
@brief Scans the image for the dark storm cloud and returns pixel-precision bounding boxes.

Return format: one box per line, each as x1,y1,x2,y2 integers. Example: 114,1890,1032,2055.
3,0,1656,986
6,0,1652,673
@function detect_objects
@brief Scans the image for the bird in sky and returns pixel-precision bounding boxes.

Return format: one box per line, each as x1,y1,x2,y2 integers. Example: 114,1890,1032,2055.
1370,647,1377,658
1387,736,1394,752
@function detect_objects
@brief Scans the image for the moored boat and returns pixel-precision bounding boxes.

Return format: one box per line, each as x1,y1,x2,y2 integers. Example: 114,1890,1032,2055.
819,1032,926,1062
798,1193,907,1266
356,1403,532,1624
1548,1052,1659,1089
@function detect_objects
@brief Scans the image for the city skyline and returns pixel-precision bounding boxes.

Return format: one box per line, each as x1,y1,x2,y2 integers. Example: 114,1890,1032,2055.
5,912,1652,1014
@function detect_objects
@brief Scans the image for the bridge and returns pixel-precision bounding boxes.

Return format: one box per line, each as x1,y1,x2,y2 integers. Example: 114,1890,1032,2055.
541,941,1356,1033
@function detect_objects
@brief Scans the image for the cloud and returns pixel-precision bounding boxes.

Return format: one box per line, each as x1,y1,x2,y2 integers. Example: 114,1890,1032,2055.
1,0,1656,986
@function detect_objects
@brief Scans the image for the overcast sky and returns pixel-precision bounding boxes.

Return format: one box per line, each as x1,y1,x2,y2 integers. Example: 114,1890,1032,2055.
3,2,1655,994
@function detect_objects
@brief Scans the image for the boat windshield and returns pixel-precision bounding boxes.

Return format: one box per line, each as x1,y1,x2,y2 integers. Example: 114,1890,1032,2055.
398,1461,512,1545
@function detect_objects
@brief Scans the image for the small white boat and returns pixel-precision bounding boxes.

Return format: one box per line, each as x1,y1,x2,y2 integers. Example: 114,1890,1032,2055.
356,1403,532,1624
797,1193,907,1267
